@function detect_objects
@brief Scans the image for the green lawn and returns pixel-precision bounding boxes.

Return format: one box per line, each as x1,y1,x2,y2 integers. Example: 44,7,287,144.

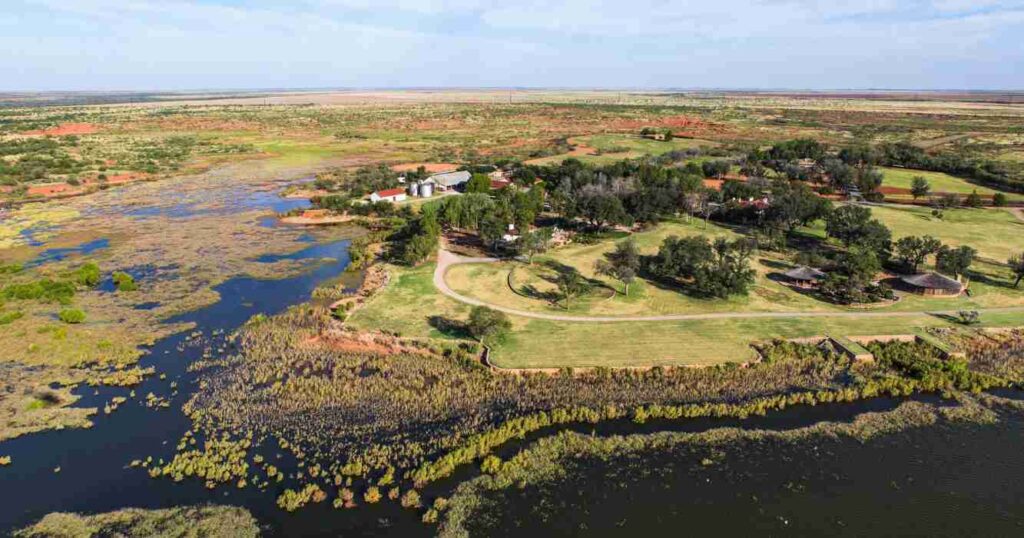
446,219,837,317
346,262,471,338
880,167,1024,201
491,311,1024,368
869,204,1024,262
350,210,1024,369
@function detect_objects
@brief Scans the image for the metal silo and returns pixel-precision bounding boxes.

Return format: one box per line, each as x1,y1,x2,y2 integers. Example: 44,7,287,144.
408,182,420,197
420,182,433,198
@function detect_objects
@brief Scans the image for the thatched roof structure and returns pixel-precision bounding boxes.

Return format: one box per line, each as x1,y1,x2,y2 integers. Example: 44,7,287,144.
901,272,963,293
784,266,827,282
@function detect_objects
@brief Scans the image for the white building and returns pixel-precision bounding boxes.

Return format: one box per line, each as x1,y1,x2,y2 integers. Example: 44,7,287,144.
369,188,408,203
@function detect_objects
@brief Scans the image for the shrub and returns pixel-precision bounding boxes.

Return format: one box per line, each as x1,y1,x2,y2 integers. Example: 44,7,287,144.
112,271,138,291
58,308,86,324
75,263,101,287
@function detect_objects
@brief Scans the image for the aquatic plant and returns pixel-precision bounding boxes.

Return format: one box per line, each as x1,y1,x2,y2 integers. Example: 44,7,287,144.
58,308,86,324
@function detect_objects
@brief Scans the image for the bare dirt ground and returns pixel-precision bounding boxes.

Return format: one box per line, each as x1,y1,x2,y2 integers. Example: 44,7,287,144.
23,123,99,136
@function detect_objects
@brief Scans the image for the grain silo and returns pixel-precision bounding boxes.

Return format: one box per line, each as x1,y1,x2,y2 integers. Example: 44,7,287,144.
419,182,434,198
408,182,420,197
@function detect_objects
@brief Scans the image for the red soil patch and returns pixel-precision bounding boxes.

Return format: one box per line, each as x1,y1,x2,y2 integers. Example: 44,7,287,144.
307,332,434,357
392,162,458,174
26,183,84,197
22,173,147,199
24,123,98,136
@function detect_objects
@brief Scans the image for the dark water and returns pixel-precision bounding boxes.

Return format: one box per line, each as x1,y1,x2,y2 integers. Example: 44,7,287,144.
467,410,1024,537
0,237,438,536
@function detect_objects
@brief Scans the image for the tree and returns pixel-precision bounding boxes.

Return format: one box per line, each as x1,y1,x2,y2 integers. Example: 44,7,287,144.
466,306,512,345
465,173,492,194
701,160,731,179
649,236,755,298
993,192,1008,207
663,129,674,141
910,176,931,200
825,205,891,255
555,269,590,310
936,245,976,279
577,190,631,230
594,238,641,295
516,228,552,264
893,236,942,273
478,214,509,251
765,183,832,235
854,166,884,196
965,190,984,208
1008,253,1024,288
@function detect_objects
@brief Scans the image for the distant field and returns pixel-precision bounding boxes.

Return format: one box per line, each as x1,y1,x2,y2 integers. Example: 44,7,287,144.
526,134,716,166
880,167,1024,201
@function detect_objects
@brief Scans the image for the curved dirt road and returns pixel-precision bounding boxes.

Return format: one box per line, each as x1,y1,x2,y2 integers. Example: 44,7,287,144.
433,248,1024,323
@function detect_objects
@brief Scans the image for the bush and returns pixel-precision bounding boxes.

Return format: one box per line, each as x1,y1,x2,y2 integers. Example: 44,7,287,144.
112,271,137,292
58,308,86,324
75,263,101,287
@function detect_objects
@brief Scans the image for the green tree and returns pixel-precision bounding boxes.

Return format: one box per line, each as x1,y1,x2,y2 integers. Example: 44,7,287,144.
478,214,509,251
910,176,931,200
701,160,731,179
577,190,631,230
965,190,984,208
1008,253,1024,288
992,192,1008,207
555,269,590,310
466,306,512,345
516,228,552,264
465,173,491,194
893,236,942,273
936,245,976,279
594,238,641,295
825,205,891,255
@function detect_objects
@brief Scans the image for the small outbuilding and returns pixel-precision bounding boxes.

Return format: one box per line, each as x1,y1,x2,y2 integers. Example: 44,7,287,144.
900,272,963,296
783,266,827,288
369,188,407,203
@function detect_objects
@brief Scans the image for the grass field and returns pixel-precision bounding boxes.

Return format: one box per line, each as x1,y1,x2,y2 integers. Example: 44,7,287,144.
492,311,1024,368
526,134,716,166
880,167,1024,201
351,209,1024,369
446,214,1024,318
869,204,1024,261
350,259,1024,368
446,219,835,316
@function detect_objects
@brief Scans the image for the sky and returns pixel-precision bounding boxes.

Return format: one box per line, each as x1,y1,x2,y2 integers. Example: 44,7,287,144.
2,0,1022,91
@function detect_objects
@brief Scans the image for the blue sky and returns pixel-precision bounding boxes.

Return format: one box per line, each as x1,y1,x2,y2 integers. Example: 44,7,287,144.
3,0,1022,91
